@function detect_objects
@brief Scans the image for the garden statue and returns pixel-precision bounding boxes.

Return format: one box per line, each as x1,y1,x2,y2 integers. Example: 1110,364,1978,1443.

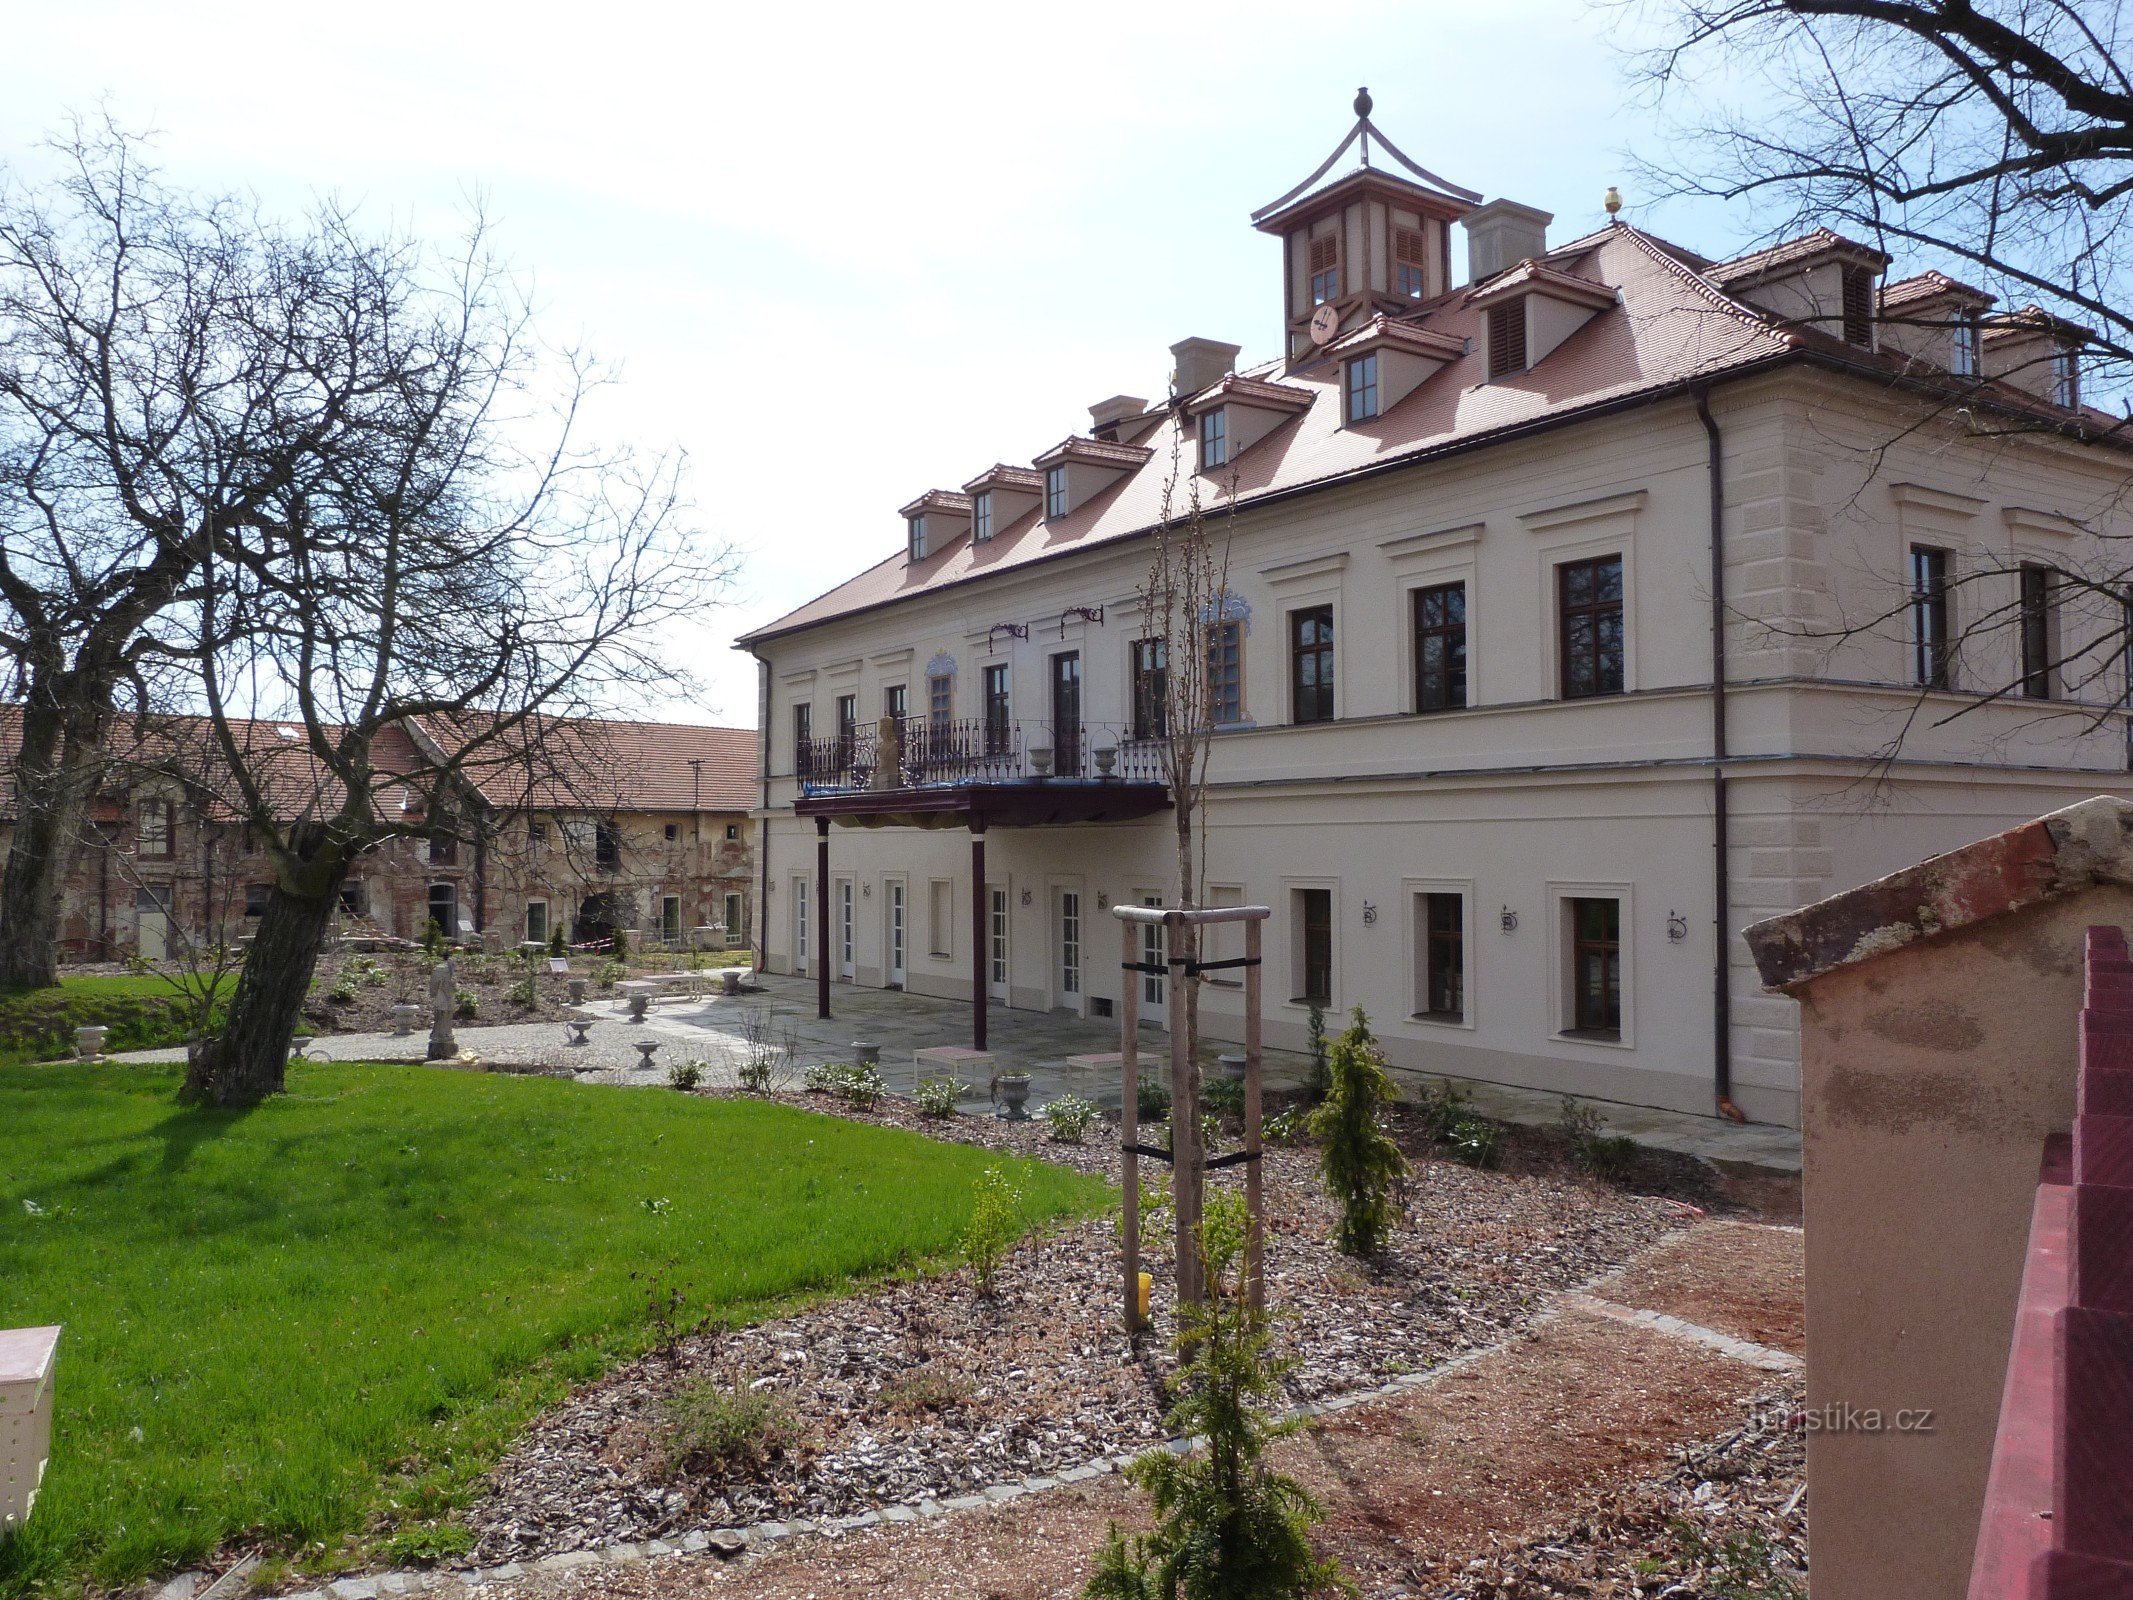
426,956,457,1060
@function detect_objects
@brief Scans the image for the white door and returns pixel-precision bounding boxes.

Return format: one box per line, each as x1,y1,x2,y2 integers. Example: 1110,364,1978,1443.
136,886,171,961
887,881,907,987
1058,889,1082,1012
988,886,1009,1001
792,877,810,974
839,880,856,980
1141,892,1165,1012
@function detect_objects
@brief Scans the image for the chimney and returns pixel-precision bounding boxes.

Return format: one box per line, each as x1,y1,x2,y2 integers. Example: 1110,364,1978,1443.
1169,337,1242,399
1463,199,1553,285
1088,394,1149,440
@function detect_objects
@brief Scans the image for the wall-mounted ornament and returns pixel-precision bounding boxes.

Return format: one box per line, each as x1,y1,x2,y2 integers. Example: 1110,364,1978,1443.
863,881,873,898
1361,901,1378,926
1096,890,1110,910
1055,605,1104,636
986,622,1029,653
1499,905,1518,933
1020,887,1033,907
1666,911,1689,942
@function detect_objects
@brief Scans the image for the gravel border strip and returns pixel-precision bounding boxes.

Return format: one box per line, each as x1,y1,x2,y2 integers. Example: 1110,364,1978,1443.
267,1237,1735,1600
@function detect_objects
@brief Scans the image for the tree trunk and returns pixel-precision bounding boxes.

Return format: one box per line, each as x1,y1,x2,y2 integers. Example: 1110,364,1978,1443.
0,690,104,990
183,874,340,1106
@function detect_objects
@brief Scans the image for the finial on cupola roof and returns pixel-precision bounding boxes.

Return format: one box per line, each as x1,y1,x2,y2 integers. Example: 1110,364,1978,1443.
1354,86,1373,118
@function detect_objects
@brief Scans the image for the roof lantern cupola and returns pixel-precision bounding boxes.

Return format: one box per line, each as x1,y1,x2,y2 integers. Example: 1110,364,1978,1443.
1253,89,1481,363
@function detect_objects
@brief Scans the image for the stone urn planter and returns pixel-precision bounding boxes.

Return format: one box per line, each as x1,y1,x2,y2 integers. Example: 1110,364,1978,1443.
1219,1052,1249,1083
389,1003,423,1038
1027,745,1053,778
567,977,588,1004
1093,744,1118,778
564,1009,594,1046
852,1041,881,1068
720,968,744,996
995,1072,1033,1121
73,1024,108,1061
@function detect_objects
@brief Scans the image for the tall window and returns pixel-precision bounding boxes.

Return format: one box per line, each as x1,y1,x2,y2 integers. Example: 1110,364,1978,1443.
1420,892,1464,1020
1295,887,1332,1006
1307,234,1339,304
245,882,271,918
1413,581,1467,711
1568,897,1622,1036
1044,465,1068,520
1131,637,1168,740
724,891,745,946
1198,407,1228,469
1290,605,1335,724
1059,890,1081,999
1343,353,1379,424
972,491,993,542
983,662,1010,753
882,682,906,728
927,672,953,729
428,831,457,865
1953,313,1982,377
137,797,172,859
793,702,812,763
1393,226,1428,299
1840,266,1875,347
2020,563,2056,700
1558,555,1625,699
1205,621,1243,725
2054,347,2081,408
595,820,621,869
526,900,548,945
906,514,927,561
1911,545,1952,688
662,895,683,946
1487,301,1526,378
835,692,857,757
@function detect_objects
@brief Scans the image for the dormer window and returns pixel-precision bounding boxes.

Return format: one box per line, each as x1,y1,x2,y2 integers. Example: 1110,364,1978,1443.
2054,347,2080,408
1953,313,1982,377
973,492,993,542
1308,234,1340,305
1488,302,1526,379
1394,227,1429,299
907,515,927,561
1343,353,1380,424
1045,465,1068,520
1199,408,1228,469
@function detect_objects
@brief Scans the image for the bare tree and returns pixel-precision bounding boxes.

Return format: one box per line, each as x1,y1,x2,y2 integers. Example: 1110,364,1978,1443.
173,201,722,1107
0,118,293,988
1135,414,1238,1300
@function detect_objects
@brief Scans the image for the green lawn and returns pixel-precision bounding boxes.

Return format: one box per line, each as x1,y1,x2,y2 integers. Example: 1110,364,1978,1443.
0,1063,1106,1595
0,976,231,1069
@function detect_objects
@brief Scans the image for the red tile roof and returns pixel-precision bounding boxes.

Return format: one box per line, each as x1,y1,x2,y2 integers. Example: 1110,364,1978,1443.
1184,373,1316,417
1880,270,1995,312
739,222,2121,649
1464,257,1618,312
1707,226,1891,286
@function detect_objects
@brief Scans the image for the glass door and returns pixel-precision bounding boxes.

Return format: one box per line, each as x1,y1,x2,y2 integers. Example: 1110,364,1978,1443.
1058,889,1082,1006
887,881,906,987
839,880,856,979
988,886,1009,1000
1141,893,1165,1010
1050,651,1082,776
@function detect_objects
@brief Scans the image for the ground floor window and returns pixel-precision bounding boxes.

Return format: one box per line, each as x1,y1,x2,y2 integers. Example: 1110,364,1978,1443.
526,899,549,945
724,891,746,946
1566,896,1622,1038
245,882,271,918
661,894,682,945
428,883,457,939
929,879,954,958
1293,886,1332,1006
1059,890,1081,998
1418,891,1464,1020
793,877,810,965
339,880,365,917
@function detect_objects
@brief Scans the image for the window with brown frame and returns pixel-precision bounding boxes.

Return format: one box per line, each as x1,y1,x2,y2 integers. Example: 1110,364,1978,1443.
835,693,857,765
1205,620,1243,725
1558,555,1625,698
1841,266,1875,347
1307,233,1339,305
927,672,953,729
1198,406,1228,469
1290,604,1334,724
1131,637,1167,741
1420,892,1464,1020
595,819,621,870
972,492,993,542
1568,897,1621,1036
1342,354,1379,424
1295,887,1332,1005
2020,563,2056,699
428,831,457,866
1393,226,1429,299
2054,346,2081,408
1413,581,1467,711
137,797,172,859
983,662,1011,754
1910,545,1952,688
1044,465,1068,520
882,682,907,729
1487,300,1526,379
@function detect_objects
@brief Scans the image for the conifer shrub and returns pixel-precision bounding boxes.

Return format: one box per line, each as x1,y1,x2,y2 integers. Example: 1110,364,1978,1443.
1308,1008,1410,1257
1086,1195,1352,1600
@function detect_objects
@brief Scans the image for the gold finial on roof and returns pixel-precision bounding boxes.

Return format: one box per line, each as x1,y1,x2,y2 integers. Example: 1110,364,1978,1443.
1604,185,1623,218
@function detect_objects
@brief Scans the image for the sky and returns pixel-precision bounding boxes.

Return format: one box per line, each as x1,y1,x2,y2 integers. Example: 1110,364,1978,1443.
0,0,1764,727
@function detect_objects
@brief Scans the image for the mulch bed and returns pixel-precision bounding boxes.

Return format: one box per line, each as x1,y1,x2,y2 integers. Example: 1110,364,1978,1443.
463,1091,1729,1564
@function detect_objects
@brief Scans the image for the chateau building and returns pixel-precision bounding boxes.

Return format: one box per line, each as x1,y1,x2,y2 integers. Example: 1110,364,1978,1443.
739,100,2133,1128
7,714,756,961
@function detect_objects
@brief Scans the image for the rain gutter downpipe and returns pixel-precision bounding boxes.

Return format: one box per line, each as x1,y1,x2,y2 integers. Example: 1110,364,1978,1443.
756,655,771,975
1695,385,1746,1124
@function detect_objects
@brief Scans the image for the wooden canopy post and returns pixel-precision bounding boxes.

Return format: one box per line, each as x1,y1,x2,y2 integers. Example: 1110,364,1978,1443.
970,815,988,1052
1166,908,1203,1308
815,816,831,1020
1244,914,1266,1314
1119,913,1143,1335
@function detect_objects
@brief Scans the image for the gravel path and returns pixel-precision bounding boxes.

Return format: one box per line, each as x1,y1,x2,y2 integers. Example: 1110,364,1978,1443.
463,1092,1719,1563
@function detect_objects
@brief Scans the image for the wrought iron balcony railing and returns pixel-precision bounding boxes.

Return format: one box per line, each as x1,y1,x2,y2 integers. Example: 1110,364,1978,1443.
798,718,1166,794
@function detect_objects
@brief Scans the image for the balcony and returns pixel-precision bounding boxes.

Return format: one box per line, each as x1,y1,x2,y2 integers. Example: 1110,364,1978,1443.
798,719,1164,796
